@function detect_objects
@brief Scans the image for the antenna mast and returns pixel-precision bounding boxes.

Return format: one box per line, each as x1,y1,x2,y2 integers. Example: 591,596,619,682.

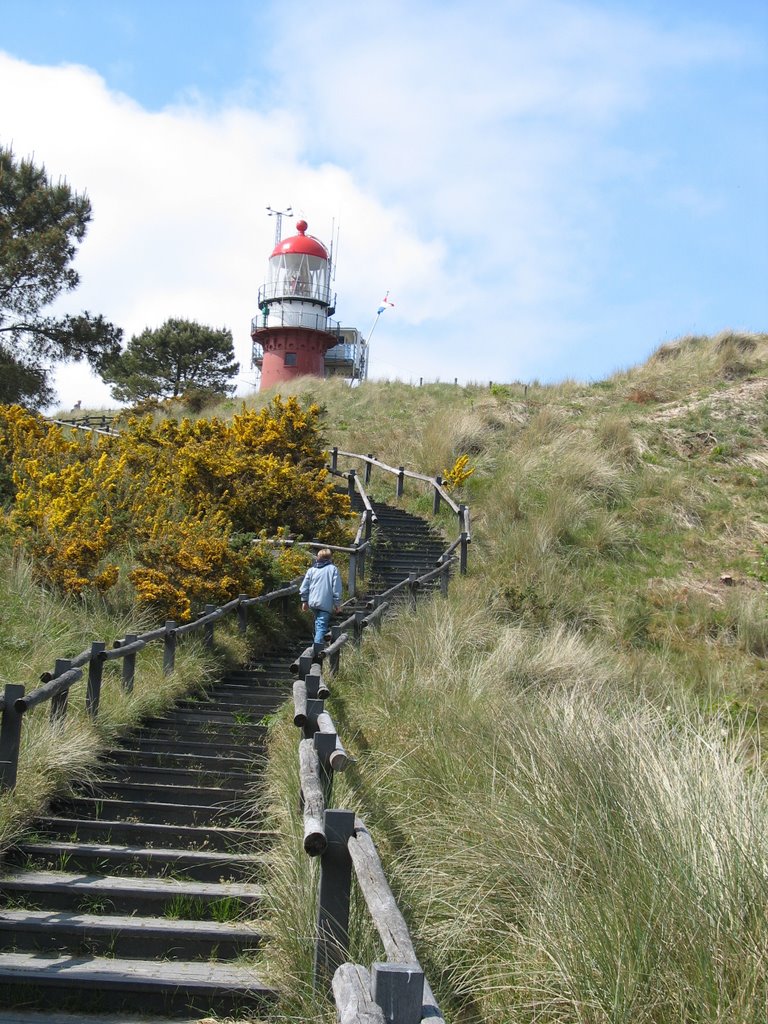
266,205,293,246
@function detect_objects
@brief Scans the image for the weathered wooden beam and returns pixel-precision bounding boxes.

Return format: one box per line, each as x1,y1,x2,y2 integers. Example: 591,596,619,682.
242,581,299,605
348,821,417,962
49,659,71,724
15,666,83,713
293,680,308,727
290,645,315,675
317,711,349,772
299,739,326,856
237,594,249,634
333,963,385,1024
334,450,460,513
349,819,445,1024
433,475,443,515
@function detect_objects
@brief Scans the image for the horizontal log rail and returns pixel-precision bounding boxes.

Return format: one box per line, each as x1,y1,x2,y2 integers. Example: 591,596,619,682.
332,448,467,528
48,416,117,438
329,448,470,575
0,581,300,793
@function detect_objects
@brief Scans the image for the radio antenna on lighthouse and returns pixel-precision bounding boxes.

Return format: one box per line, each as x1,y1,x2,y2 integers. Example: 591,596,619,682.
266,204,293,246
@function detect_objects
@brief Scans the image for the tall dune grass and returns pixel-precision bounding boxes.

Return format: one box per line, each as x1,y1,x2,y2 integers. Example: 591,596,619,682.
259,332,768,1021
0,540,250,852
322,596,768,1023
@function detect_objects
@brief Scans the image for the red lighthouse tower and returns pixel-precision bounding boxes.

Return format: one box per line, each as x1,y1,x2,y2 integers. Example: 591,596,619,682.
251,219,340,390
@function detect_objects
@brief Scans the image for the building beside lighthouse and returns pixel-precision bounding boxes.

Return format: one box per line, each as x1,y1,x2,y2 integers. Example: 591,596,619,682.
251,219,367,390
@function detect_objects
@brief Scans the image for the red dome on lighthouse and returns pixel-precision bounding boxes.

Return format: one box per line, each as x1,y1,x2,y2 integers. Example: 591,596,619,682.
270,220,329,260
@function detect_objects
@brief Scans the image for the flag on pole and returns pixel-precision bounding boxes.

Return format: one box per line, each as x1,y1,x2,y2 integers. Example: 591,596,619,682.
377,291,395,314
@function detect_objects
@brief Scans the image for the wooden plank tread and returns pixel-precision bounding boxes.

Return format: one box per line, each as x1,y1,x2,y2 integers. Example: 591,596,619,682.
0,908,265,940
0,951,273,991
15,840,266,866
0,870,263,899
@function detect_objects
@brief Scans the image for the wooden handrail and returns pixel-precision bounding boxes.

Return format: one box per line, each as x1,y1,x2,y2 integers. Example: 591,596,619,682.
335,448,463,520
0,580,304,792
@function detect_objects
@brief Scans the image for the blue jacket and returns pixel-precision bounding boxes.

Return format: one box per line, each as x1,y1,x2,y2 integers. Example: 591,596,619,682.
300,559,342,612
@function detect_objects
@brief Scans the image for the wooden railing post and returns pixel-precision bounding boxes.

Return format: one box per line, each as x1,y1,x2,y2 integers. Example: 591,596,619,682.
204,604,216,648
298,650,313,681
163,621,177,675
364,508,373,541
314,809,356,993
348,549,358,599
314,729,337,809
86,642,106,719
122,634,137,693
329,626,342,674
459,504,468,575
237,594,249,634
353,611,365,645
50,659,70,724
396,466,405,498
407,571,417,608
0,684,25,792
433,475,443,515
372,962,425,1024
365,455,373,485
441,563,450,597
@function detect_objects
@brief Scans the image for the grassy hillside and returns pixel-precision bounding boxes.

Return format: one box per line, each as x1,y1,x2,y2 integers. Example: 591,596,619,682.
13,328,766,1021
255,331,768,1023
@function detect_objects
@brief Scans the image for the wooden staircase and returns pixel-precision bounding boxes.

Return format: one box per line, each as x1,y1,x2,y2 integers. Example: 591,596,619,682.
0,654,294,1021
0,499,447,1022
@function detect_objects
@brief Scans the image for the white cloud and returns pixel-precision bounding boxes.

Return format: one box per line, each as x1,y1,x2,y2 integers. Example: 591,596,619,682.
0,52,452,408
0,1,757,409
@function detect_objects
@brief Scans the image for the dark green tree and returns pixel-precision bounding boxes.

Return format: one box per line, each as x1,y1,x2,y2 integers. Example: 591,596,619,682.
102,317,239,403
0,147,123,407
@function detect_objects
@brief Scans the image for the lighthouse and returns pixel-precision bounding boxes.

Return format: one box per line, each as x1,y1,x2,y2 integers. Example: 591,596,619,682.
251,219,342,390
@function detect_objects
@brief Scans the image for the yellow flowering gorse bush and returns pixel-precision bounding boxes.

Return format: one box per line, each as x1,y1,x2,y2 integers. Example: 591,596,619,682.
0,397,352,620
442,453,475,490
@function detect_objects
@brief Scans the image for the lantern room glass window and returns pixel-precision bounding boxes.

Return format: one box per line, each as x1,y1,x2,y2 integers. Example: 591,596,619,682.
267,253,330,303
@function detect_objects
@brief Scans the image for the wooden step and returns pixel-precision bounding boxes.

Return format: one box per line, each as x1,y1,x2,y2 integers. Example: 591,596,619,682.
103,748,256,772
0,952,274,1016
96,762,253,788
82,780,248,806
0,908,265,959
0,869,264,916
7,840,266,882
50,795,255,827
116,735,263,759
34,815,264,853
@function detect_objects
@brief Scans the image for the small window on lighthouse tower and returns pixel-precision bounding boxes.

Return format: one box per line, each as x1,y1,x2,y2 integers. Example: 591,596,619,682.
284,352,297,366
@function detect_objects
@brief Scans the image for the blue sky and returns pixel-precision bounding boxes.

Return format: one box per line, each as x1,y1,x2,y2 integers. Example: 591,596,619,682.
1,0,766,408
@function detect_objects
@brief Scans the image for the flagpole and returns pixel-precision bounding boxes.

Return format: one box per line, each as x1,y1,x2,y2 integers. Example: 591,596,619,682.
367,310,383,343
364,293,394,380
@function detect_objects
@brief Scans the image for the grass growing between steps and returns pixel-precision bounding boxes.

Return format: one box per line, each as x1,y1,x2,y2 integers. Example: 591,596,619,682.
0,540,253,855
